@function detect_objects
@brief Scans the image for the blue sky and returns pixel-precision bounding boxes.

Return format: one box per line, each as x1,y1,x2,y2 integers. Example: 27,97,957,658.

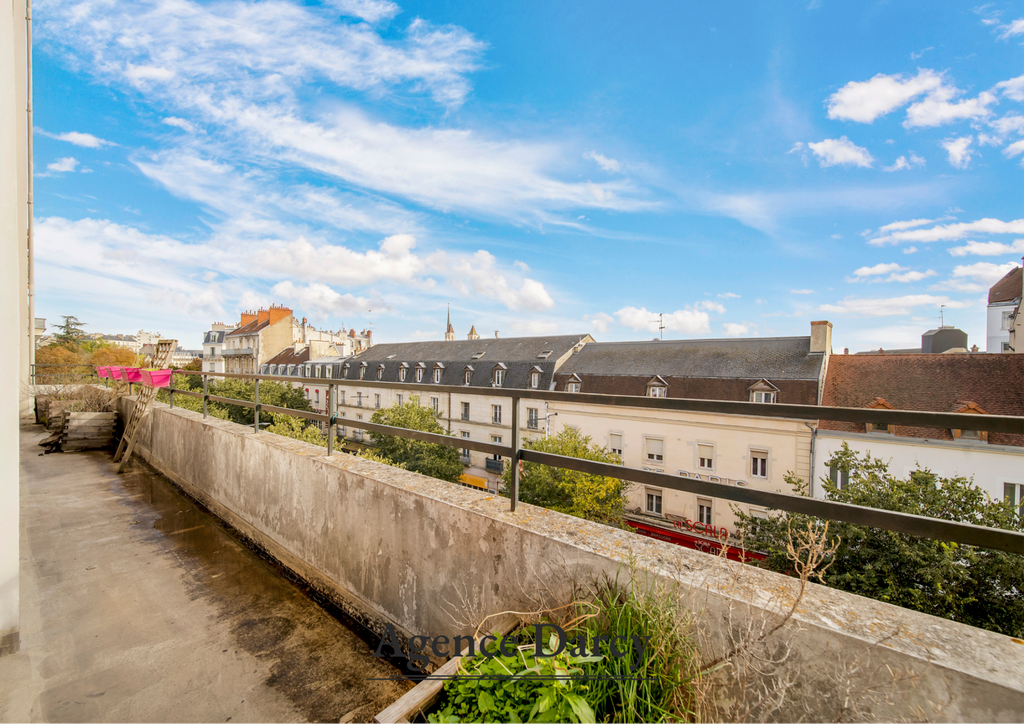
32,0,1024,352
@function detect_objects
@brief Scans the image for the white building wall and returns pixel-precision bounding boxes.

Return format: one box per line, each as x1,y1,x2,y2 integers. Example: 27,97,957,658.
549,400,813,533
987,303,1014,353
812,430,1024,504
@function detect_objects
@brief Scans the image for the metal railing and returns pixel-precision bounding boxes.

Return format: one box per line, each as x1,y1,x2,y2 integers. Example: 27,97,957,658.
485,458,504,473
130,368,1024,554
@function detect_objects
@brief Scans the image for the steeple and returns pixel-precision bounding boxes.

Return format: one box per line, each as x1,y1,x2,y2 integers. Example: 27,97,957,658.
467,325,480,340
445,305,455,341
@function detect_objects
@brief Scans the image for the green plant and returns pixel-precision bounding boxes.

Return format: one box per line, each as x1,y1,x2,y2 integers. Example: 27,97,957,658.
369,396,464,483
428,630,602,724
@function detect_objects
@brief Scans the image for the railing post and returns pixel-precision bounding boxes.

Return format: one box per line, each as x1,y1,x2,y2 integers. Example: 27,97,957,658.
253,377,260,434
202,373,208,418
510,394,520,512
327,383,334,456
168,382,173,408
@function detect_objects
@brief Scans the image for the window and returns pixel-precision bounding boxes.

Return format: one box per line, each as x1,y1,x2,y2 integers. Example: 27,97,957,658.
461,401,470,421
377,367,384,380
357,392,363,407
959,427,982,440
645,437,664,462
867,422,890,433
415,368,424,383
493,368,506,387
461,431,471,460
433,368,442,383
751,451,768,478
1002,310,1013,330
751,390,775,403
305,388,310,399
530,371,540,388
491,435,502,444
431,397,439,412
567,382,581,393
375,393,381,409
1005,483,1023,517
315,390,320,405
492,404,502,424
609,433,623,456
697,498,713,525
358,366,365,380
646,490,663,515
697,443,714,470
828,464,850,489
355,414,363,441
648,386,666,398
464,369,472,385
397,394,403,406
340,391,345,406
527,408,539,429
399,367,407,382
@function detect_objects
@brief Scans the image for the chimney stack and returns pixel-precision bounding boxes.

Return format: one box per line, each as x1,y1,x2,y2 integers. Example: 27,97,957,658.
239,310,257,326
810,320,833,354
494,331,499,339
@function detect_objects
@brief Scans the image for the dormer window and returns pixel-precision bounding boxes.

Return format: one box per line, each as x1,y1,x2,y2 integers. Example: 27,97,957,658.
646,375,668,398
472,351,486,360
415,363,425,383
566,373,582,393
463,366,474,385
399,363,408,382
358,362,366,380
342,363,349,377
866,397,895,434
377,364,385,380
433,363,445,383
951,402,989,443
748,379,779,404
530,366,543,389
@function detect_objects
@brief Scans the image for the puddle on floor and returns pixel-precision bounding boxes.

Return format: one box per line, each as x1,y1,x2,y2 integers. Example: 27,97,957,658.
113,457,412,723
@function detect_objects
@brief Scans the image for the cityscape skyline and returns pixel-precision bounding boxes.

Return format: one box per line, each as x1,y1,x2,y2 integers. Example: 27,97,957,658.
30,0,1024,351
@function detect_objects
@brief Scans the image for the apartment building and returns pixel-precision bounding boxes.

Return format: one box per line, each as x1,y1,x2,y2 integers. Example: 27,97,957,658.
987,264,1022,353
816,352,1024,509
331,330,594,490
202,323,232,373
548,321,833,550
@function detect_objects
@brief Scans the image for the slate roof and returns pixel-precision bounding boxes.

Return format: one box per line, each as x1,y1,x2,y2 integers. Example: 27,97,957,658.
557,337,824,380
820,353,1024,446
340,334,591,390
988,265,1022,305
204,330,225,344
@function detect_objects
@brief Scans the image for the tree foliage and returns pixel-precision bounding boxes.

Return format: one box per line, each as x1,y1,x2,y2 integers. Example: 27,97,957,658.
35,345,87,383
265,413,327,447
88,346,140,367
155,377,312,427
500,427,630,528
54,315,86,349
733,443,1024,637
369,396,464,483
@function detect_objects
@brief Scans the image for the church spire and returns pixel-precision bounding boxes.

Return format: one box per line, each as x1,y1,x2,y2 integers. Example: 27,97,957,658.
445,304,455,341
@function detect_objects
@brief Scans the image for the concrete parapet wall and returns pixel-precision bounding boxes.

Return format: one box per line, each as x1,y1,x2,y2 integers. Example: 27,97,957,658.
119,397,1024,722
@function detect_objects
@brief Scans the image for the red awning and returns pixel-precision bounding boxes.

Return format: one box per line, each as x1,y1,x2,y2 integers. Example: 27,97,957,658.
626,520,766,562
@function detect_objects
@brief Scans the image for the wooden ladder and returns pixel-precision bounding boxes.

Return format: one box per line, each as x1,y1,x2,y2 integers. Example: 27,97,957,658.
114,339,176,473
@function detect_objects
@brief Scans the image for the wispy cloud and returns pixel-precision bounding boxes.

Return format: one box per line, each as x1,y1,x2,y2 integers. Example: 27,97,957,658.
820,294,973,317
800,137,874,168
948,239,1024,256
46,157,79,173
883,152,925,172
584,150,621,173
38,129,113,148
826,69,944,123
941,136,974,169
615,305,714,335
324,0,400,24
869,217,1024,245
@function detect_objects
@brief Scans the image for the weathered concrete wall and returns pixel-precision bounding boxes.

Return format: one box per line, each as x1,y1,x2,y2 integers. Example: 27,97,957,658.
120,397,1024,722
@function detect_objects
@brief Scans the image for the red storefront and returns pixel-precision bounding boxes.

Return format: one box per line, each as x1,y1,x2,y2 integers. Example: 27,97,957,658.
626,517,766,563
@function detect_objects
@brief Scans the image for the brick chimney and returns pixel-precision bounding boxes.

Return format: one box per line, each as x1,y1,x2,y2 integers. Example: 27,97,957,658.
810,320,833,354
267,304,292,325
239,310,257,326
257,307,270,324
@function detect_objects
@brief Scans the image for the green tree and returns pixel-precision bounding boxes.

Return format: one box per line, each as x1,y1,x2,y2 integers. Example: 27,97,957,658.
499,427,630,528
54,315,86,349
209,378,313,426
88,346,140,367
734,443,1024,637
369,396,464,483
265,413,327,447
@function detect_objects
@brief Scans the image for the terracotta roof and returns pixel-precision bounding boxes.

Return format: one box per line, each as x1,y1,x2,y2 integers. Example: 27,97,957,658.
265,347,310,366
988,265,1022,304
820,354,1024,445
225,319,270,336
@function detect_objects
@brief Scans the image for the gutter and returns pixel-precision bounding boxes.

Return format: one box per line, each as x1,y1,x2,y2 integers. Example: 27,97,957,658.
805,421,817,498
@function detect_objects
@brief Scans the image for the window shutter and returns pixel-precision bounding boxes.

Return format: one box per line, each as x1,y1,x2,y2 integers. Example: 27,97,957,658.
697,443,713,459
647,438,664,456
610,433,623,450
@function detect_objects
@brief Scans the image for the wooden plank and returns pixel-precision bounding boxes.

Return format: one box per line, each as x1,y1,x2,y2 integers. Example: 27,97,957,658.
66,412,117,420
374,616,519,724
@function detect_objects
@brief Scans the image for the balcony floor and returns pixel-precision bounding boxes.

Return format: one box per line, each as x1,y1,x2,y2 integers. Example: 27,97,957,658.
0,421,410,722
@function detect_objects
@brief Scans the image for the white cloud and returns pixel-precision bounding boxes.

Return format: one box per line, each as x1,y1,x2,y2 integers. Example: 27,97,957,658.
948,239,1024,256
883,152,925,172
723,323,750,336
1003,139,1024,160
820,294,973,317
903,246,918,254
250,234,425,286
941,136,974,169
717,292,740,299
870,217,1024,246
904,88,995,128
46,157,79,173
826,69,944,123
38,129,112,148
807,137,873,168
853,262,903,277
325,0,400,23
994,75,1024,102
585,312,615,334
878,218,936,233
790,289,814,294
988,113,1024,138
696,300,726,314
583,150,621,173
951,261,1021,285
887,270,937,283
910,47,933,60
270,281,374,319
615,306,711,335
162,117,197,133
998,18,1024,39
849,263,935,283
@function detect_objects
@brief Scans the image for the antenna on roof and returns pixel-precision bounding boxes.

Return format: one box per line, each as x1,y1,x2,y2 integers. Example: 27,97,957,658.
939,304,945,327
651,312,665,340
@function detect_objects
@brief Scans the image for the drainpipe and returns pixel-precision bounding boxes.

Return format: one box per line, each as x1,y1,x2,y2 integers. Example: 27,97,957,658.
804,422,817,498
26,0,34,366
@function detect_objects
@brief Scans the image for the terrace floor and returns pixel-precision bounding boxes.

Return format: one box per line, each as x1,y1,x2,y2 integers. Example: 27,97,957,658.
0,420,410,723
